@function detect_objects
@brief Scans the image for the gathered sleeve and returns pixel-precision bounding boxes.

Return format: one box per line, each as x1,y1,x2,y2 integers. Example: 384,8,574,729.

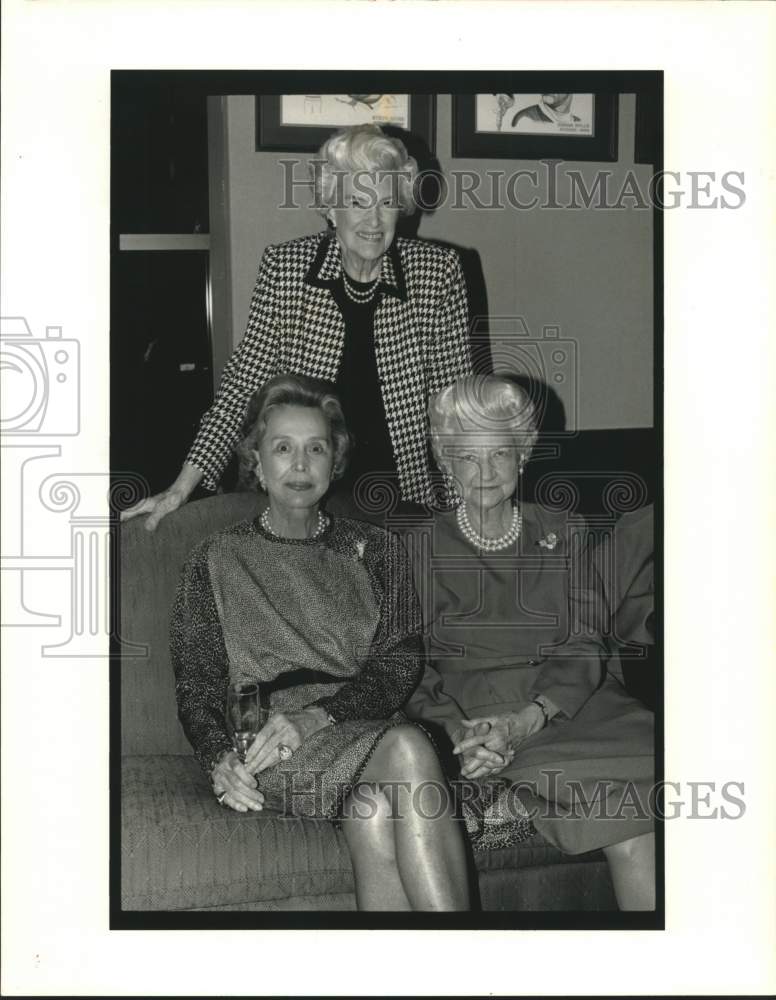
170,542,233,775
397,519,467,740
312,532,425,722
426,249,472,396
527,530,608,719
186,246,281,489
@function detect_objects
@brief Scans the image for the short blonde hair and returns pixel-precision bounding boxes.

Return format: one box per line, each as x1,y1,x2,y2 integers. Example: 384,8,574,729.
311,124,418,217
236,374,351,490
429,374,539,473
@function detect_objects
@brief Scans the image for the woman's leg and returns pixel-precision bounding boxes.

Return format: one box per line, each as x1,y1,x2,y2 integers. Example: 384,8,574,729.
341,785,412,911
353,724,470,911
603,831,656,910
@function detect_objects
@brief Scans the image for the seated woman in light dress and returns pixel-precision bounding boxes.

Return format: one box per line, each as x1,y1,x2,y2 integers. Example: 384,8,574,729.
402,374,656,910
170,373,469,911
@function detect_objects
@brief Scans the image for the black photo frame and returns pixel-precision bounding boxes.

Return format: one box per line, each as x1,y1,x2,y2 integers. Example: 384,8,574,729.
453,92,618,161
109,69,663,935
256,93,436,154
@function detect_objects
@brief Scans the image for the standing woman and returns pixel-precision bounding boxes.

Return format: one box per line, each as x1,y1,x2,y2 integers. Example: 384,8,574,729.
122,124,472,529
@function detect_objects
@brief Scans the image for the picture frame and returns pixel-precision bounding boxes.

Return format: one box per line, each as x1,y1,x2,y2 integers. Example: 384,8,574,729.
256,93,436,154
453,92,618,161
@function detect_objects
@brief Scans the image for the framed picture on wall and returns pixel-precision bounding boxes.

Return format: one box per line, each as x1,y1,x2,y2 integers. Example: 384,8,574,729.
256,94,436,153
453,93,618,160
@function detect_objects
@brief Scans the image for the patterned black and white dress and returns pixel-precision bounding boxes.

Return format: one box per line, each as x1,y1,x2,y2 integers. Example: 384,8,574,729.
170,514,424,819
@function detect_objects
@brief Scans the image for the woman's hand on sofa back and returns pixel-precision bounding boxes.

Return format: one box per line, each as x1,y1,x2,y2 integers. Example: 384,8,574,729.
120,462,203,532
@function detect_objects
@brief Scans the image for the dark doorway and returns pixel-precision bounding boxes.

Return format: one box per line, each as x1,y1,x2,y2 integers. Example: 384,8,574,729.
111,75,213,494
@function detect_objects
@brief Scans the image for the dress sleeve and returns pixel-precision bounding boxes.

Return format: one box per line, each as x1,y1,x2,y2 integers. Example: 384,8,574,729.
404,659,467,742
396,518,467,740
426,249,472,396
170,542,233,775
528,529,608,719
312,533,425,722
606,505,655,646
186,246,281,489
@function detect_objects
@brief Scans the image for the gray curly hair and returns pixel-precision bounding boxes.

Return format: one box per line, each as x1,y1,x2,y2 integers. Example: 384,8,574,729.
311,123,418,217
428,374,539,475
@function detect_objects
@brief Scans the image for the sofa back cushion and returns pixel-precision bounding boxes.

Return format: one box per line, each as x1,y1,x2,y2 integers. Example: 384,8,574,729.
120,492,261,756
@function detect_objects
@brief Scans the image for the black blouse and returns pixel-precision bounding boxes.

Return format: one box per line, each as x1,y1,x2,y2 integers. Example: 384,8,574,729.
331,278,398,486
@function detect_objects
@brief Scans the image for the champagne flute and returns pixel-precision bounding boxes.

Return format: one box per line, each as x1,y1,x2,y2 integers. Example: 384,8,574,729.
226,681,261,762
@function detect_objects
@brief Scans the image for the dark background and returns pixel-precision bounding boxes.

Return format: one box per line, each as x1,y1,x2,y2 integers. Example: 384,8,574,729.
111,71,661,510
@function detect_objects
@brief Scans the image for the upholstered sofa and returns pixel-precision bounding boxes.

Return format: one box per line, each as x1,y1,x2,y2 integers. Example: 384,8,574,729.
119,492,618,912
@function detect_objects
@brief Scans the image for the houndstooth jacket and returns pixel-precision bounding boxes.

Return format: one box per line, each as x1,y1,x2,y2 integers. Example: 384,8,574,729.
186,231,472,503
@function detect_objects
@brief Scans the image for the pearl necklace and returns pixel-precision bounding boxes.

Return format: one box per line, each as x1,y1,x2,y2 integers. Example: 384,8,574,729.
341,269,379,304
261,507,329,540
455,501,522,552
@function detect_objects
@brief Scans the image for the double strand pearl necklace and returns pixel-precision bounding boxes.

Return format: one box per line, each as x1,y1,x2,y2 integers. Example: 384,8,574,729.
455,501,522,552
261,507,328,540
341,268,379,304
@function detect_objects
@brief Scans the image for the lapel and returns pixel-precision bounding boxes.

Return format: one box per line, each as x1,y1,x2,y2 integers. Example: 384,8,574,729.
372,240,422,393
303,232,407,301
301,233,421,392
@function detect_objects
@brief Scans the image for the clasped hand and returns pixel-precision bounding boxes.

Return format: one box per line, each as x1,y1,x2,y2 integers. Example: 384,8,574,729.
452,705,546,780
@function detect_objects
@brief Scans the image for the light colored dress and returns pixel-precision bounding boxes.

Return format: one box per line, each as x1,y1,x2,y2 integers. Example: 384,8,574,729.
401,504,655,854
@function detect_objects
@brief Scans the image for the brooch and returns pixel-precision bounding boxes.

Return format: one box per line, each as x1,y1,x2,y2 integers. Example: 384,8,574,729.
355,540,366,560
537,532,559,550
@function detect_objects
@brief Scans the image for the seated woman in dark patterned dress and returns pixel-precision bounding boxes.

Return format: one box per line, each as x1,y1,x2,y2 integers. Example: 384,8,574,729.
402,374,656,910
170,373,469,911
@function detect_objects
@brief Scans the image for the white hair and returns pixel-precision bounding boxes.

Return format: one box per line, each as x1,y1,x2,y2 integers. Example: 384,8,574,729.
429,374,539,472
311,124,418,217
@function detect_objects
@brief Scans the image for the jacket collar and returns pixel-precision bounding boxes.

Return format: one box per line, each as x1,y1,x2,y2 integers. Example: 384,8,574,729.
304,232,407,301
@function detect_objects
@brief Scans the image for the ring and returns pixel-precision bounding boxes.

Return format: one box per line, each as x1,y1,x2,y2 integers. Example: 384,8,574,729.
216,791,227,804
277,743,293,762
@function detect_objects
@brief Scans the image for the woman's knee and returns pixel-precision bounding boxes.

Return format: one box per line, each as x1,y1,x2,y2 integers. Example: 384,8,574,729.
376,724,442,777
604,831,654,863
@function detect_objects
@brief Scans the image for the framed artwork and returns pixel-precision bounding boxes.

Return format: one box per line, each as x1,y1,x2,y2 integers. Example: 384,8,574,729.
256,94,436,153
453,93,618,161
